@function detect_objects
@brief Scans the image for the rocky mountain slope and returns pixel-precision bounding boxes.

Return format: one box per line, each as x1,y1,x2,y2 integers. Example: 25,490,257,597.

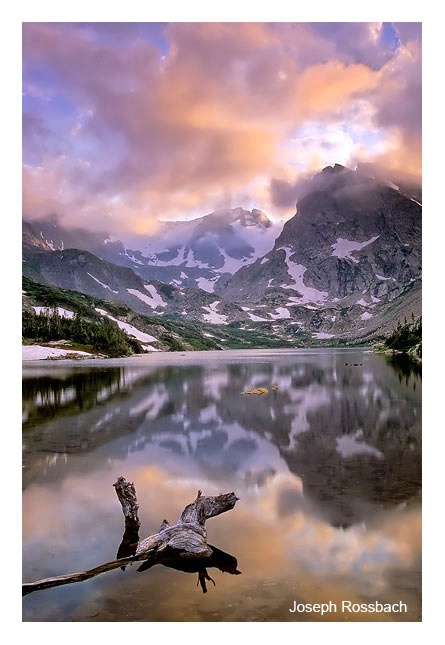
22,276,295,352
23,207,279,293
217,164,421,342
22,163,422,347
22,245,249,325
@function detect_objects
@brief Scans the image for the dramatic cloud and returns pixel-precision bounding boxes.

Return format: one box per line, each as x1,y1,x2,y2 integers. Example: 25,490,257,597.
22,22,422,239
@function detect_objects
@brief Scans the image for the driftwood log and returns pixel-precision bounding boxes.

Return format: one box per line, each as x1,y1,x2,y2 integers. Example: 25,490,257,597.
22,477,240,596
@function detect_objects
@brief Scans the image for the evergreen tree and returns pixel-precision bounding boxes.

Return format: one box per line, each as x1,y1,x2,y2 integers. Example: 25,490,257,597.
22,308,135,357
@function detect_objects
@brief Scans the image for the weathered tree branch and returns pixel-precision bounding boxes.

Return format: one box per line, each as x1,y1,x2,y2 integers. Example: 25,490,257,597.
22,553,151,596
113,476,141,529
22,479,239,596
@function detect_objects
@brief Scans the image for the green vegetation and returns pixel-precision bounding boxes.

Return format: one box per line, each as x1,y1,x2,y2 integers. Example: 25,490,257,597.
23,276,104,318
144,314,221,351
25,275,376,355
22,307,139,357
381,315,422,357
22,276,253,355
202,323,296,349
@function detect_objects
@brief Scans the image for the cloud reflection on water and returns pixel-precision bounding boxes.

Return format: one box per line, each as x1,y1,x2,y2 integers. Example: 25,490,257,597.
22,350,421,621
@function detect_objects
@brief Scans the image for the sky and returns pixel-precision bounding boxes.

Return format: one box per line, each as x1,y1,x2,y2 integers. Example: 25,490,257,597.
10,6,443,640
10,7,445,639
21,20,422,243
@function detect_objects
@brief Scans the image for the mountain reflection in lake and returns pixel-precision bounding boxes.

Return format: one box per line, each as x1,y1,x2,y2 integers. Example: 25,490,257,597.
22,349,421,622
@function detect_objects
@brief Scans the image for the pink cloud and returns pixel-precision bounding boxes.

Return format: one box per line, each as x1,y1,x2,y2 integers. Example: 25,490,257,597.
22,22,421,236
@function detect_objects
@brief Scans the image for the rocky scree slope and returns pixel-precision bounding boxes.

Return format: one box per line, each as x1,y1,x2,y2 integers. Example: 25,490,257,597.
218,164,421,342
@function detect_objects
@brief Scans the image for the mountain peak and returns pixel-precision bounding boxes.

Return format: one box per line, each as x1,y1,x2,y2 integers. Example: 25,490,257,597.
320,163,349,175
204,207,271,229
237,208,271,230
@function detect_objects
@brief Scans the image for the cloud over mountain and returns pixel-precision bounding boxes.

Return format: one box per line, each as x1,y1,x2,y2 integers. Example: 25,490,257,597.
22,22,421,241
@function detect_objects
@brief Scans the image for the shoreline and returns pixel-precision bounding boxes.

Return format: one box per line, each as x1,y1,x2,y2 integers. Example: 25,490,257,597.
22,344,375,365
22,344,99,361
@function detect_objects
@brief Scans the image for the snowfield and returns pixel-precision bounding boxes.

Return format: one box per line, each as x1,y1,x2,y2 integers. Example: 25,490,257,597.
127,285,167,308
95,308,158,344
196,276,218,293
22,345,95,360
201,301,228,324
331,236,380,262
277,246,329,303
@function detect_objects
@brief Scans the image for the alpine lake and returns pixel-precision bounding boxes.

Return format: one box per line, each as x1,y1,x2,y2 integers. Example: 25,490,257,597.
22,348,421,622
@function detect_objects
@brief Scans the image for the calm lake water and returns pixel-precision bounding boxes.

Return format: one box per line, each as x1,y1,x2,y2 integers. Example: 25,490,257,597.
22,348,421,622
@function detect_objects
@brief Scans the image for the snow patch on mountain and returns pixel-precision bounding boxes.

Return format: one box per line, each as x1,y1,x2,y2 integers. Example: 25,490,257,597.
202,301,227,324
218,250,249,273
144,245,186,267
197,276,218,293
22,345,94,360
331,236,380,263
270,307,291,319
127,285,167,308
87,272,119,293
278,246,329,303
95,308,158,345
33,306,75,319
185,248,210,269
375,274,392,281
126,208,278,277
124,251,145,266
